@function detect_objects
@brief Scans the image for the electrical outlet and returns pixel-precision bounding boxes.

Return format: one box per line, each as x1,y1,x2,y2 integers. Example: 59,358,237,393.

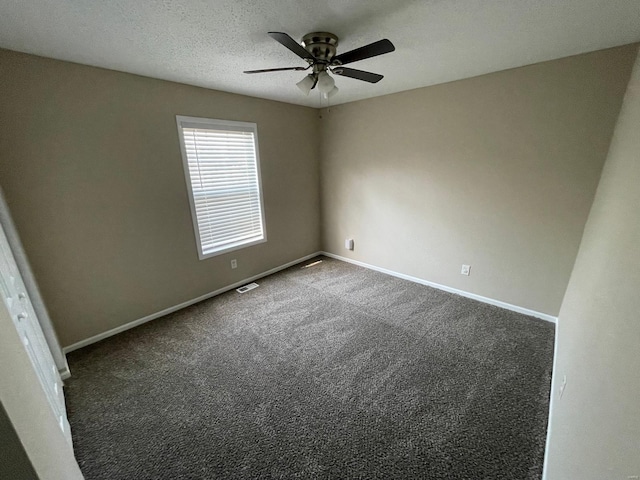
231,259,237,269
461,264,471,276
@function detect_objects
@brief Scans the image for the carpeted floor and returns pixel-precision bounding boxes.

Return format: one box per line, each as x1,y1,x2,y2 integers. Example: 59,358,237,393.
65,256,555,479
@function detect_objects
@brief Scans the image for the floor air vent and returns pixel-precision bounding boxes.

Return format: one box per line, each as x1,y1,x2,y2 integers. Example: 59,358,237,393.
236,282,259,293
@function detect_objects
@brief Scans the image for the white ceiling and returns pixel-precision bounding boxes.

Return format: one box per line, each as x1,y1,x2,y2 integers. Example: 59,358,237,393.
1,0,639,108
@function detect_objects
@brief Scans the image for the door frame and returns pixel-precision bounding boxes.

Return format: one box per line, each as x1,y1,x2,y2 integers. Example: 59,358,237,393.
0,187,69,378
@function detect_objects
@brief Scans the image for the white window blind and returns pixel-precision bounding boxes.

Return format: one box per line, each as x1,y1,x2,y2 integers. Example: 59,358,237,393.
176,116,266,259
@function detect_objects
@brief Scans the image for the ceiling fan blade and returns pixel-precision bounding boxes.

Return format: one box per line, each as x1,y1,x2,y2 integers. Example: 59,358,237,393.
244,66,308,74
332,67,383,83
268,32,315,61
332,39,395,65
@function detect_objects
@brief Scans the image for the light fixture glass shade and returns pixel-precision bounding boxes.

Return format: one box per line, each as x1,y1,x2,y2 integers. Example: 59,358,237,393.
317,71,335,94
323,86,339,99
296,74,315,95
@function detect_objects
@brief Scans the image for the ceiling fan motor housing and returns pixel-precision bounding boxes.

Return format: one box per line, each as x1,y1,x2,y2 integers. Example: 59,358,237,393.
301,32,339,65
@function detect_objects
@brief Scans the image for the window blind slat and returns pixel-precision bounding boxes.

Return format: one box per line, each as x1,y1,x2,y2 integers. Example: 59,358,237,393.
193,191,259,202
200,227,263,245
203,233,263,251
196,213,262,229
195,211,261,225
200,228,262,244
199,224,263,243
194,197,261,208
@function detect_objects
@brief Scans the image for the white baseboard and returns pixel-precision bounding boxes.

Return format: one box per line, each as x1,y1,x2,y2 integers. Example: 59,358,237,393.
62,251,323,354
320,252,557,323
63,249,555,356
59,366,71,381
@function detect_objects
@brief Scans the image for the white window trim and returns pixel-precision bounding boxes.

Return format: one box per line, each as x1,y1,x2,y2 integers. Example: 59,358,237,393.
176,115,267,260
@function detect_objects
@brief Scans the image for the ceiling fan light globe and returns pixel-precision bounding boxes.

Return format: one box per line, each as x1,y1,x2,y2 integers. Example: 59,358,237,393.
323,85,339,99
296,74,315,95
317,71,335,94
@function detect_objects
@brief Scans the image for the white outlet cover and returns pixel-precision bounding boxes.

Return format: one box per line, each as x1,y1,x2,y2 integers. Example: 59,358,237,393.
461,265,471,275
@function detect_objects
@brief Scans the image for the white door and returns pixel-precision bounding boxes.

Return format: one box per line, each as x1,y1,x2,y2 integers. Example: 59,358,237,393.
0,221,71,444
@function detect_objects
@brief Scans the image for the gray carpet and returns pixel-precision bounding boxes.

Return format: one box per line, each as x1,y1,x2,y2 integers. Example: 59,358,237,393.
65,256,555,479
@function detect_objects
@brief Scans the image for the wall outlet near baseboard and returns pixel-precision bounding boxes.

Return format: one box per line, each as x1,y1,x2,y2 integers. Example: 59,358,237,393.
461,264,471,276
345,238,354,251
231,259,237,269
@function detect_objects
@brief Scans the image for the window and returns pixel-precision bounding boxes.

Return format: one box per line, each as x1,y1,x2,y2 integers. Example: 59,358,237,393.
176,116,266,259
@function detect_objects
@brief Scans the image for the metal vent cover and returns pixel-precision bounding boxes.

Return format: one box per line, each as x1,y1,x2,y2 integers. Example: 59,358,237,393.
236,282,259,293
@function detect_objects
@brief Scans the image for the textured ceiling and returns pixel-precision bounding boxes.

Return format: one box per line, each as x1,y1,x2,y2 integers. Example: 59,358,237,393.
1,0,639,108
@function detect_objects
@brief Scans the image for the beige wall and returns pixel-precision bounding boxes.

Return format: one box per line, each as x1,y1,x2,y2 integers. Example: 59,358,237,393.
0,45,636,346
544,49,640,479
320,45,637,316
0,49,321,347
0,299,83,480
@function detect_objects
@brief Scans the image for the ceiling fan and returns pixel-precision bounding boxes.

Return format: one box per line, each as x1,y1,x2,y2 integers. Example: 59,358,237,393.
244,32,395,98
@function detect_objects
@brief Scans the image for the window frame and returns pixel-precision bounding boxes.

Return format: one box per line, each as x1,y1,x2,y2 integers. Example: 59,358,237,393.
175,115,267,260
